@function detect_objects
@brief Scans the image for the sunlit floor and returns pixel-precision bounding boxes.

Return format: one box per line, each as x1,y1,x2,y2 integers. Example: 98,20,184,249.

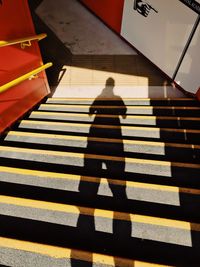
36,0,186,98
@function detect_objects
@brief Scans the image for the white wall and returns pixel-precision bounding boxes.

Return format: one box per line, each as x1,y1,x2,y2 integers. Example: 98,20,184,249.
175,25,200,93
121,0,199,93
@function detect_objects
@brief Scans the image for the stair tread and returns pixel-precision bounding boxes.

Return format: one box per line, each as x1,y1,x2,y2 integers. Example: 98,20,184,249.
0,236,169,267
46,97,198,103
41,104,200,109
1,165,200,200
46,97,200,108
0,145,199,169
6,130,200,149
1,165,200,216
4,131,200,163
20,119,200,133
0,165,199,192
1,96,200,266
48,97,195,100
0,145,200,181
28,111,200,130
39,104,200,116
0,194,199,230
30,111,200,121
18,120,200,145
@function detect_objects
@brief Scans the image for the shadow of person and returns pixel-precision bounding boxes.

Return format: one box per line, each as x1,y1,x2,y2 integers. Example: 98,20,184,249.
71,78,131,266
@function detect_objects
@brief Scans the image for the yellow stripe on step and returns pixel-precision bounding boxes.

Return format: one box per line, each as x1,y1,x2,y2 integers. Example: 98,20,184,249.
31,111,200,121
0,195,199,231
0,146,200,169
0,166,200,194
0,166,200,195
20,120,200,133
40,104,200,110
0,237,169,266
7,131,200,149
47,97,194,101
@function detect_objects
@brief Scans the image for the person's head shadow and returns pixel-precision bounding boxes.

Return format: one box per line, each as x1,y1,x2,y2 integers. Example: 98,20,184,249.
99,77,115,98
89,77,127,122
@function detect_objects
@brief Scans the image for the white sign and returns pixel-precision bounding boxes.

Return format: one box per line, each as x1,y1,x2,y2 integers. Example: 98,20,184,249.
121,0,198,78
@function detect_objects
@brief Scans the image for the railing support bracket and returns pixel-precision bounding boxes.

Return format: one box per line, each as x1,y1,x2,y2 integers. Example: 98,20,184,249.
21,40,32,49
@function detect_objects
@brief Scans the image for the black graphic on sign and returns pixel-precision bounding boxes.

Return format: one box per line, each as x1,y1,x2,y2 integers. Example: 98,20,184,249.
133,0,158,17
180,0,200,15
0,1,3,5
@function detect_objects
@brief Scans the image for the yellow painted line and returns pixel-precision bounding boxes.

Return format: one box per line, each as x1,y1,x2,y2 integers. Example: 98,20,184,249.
1,145,200,169
7,131,200,150
163,128,200,133
42,104,135,109
31,111,145,119
157,116,200,121
0,195,199,231
20,120,200,133
0,166,199,195
0,195,81,214
0,237,168,266
48,97,194,101
126,214,200,232
31,111,200,121
40,104,200,110
163,143,200,149
158,106,200,110
152,106,200,110
20,119,156,131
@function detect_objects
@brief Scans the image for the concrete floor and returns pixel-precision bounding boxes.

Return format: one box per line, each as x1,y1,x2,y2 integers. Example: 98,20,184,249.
35,0,186,98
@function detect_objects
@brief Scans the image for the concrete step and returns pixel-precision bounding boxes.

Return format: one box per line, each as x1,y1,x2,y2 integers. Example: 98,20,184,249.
18,120,200,143
38,104,200,116
0,96,200,267
0,194,199,247
0,236,168,267
28,111,200,129
46,97,200,106
0,146,199,180
4,131,200,162
0,166,199,219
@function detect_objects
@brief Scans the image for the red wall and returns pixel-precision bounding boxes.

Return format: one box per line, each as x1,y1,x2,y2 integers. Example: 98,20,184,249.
0,0,50,133
196,88,200,101
80,0,125,33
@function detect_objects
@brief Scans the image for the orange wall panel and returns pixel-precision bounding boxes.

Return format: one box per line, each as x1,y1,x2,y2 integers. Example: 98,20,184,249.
196,88,200,101
0,0,35,39
0,0,50,133
80,0,125,33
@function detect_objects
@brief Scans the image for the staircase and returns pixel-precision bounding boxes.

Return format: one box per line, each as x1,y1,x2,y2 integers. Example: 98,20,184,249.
0,96,200,267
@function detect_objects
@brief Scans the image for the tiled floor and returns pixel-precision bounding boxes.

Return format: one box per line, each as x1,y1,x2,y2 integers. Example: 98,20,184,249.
33,0,186,98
